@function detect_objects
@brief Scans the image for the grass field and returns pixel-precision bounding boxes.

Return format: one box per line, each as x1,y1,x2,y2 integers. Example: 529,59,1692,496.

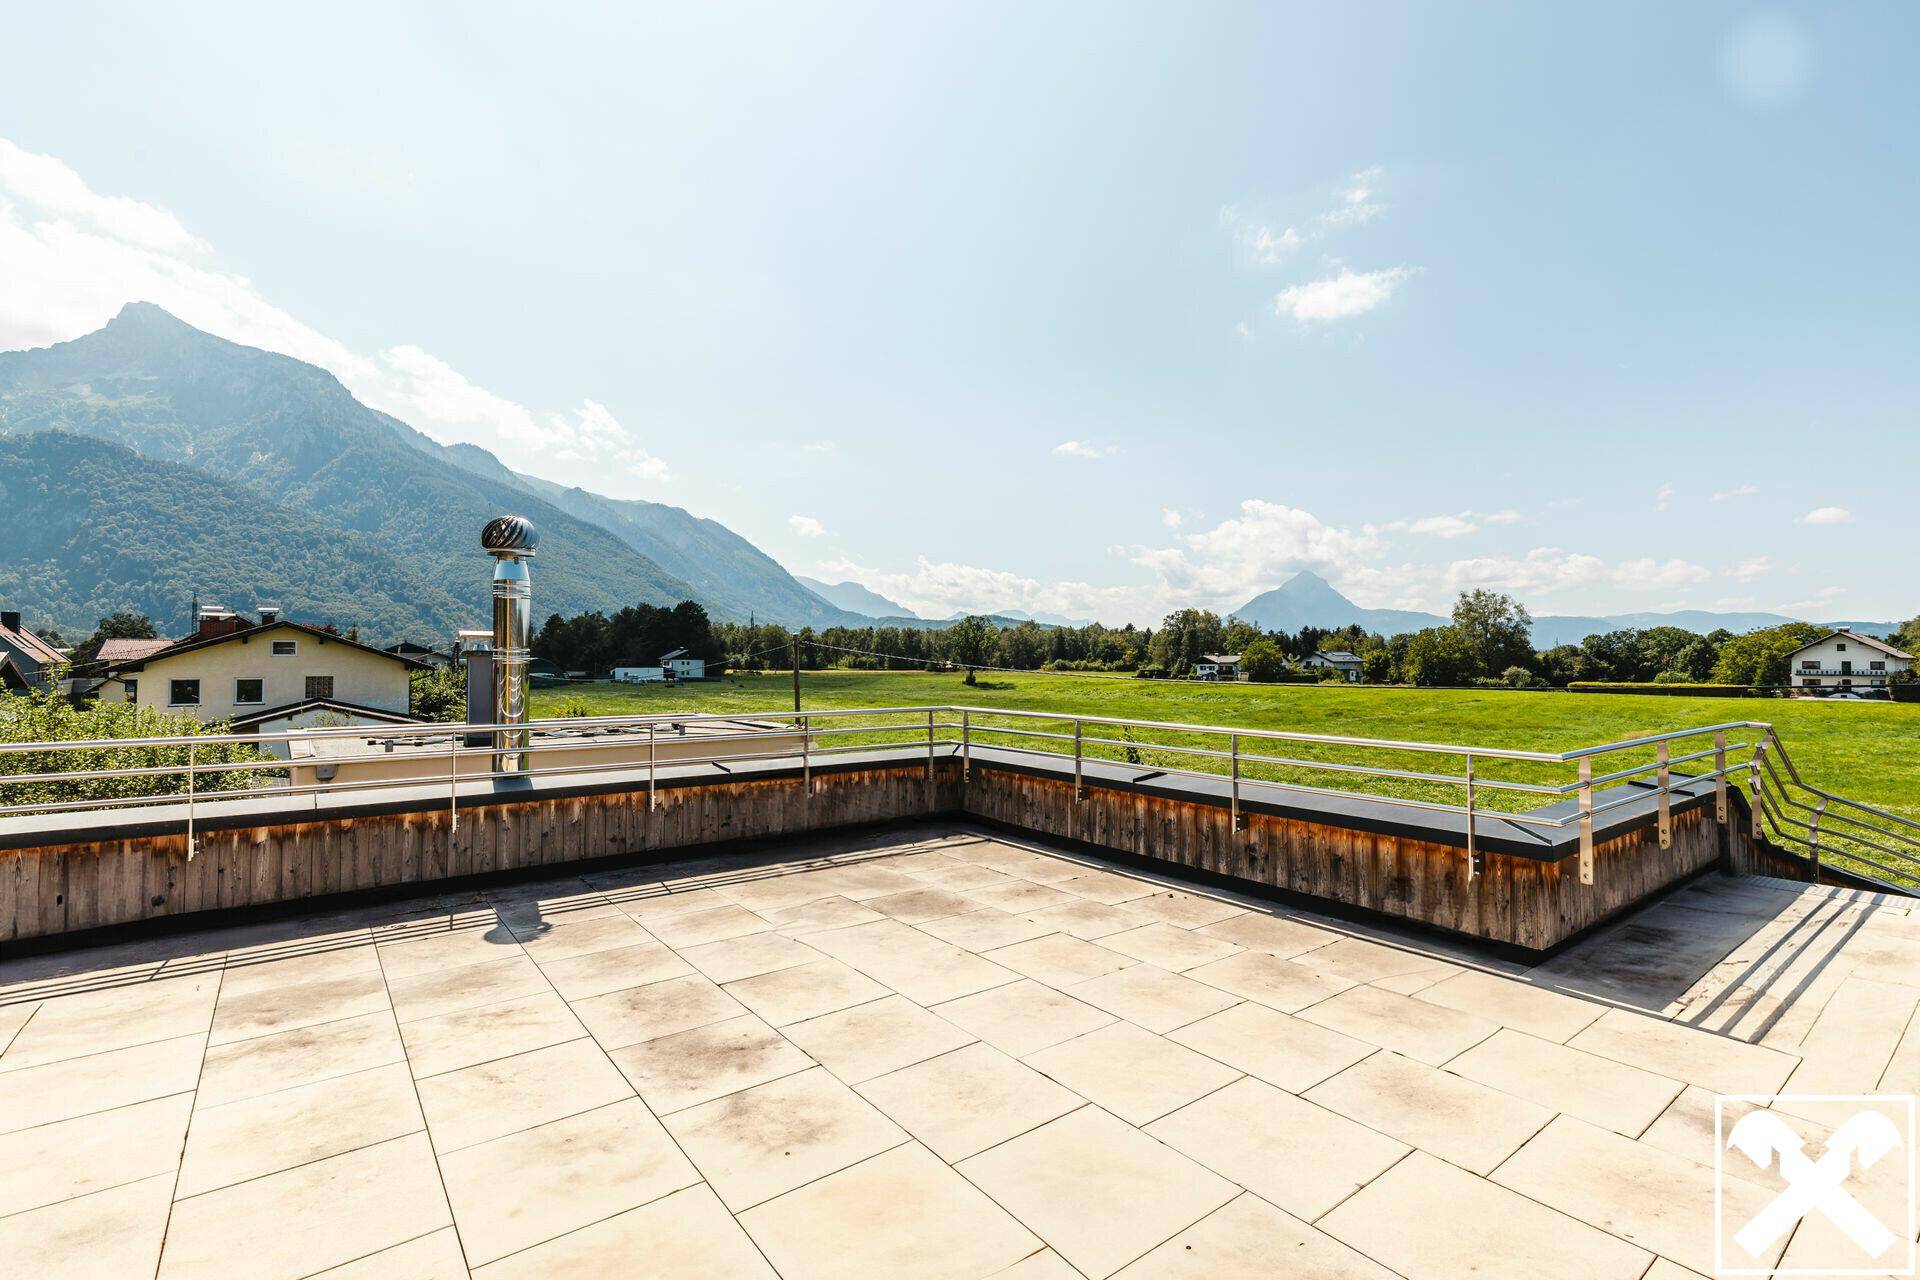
532,670,1920,827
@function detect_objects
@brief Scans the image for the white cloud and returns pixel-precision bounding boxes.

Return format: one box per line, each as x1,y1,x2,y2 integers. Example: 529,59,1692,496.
1161,507,1184,529
788,515,827,538
1319,166,1387,228
801,440,838,455
1438,549,1711,598
1372,509,1520,539
1712,483,1759,502
1248,224,1301,263
1798,506,1853,525
1274,267,1412,323
0,134,671,491
1731,555,1774,582
1654,484,1674,512
1052,440,1118,460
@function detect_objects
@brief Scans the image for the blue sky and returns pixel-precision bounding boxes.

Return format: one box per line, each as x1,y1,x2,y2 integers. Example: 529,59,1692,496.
2,3,1914,625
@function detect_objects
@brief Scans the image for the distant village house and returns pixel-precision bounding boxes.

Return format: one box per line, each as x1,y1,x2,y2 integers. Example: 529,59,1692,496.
100,604,428,740
1193,653,1241,680
616,648,708,684
1303,650,1363,682
1786,628,1913,696
0,610,66,692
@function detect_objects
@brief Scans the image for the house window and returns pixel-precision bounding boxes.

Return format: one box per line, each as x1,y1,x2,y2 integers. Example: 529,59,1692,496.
170,679,200,706
1871,661,1886,671
1837,642,1847,651
272,640,297,656
234,678,264,705
1800,660,1818,670
305,675,334,700
124,679,137,703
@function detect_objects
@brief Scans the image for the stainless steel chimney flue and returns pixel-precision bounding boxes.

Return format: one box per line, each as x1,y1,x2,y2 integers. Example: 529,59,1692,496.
481,515,538,774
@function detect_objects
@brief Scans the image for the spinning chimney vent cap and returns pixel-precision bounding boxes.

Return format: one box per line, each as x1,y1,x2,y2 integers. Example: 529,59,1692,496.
481,515,538,557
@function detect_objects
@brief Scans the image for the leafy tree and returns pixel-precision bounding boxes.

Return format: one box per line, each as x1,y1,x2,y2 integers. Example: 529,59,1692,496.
1534,645,1587,687
1361,647,1395,683
1501,665,1535,688
409,665,467,722
1240,638,1288,682
1895,615,1920,655
1148,609,1225,675
1712,622,1824,686
944,616,995,684
0,686,273,807
1449,590,1533,678
1402,626,1478,686
72,611,160,666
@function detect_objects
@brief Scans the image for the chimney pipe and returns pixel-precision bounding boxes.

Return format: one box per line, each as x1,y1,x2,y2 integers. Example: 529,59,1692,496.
481,515,538,774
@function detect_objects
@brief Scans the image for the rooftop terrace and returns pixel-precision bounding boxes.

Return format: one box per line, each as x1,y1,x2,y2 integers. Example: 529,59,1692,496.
4,820,1918,1278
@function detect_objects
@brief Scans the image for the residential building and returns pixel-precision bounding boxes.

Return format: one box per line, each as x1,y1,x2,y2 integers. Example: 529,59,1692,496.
384,641,453,668
1193,653,1242,680
1303,649,1364,682
660,648,708,680
0,610,65,691
613,666,666,683
101,606,428,736
1786,628,1913,696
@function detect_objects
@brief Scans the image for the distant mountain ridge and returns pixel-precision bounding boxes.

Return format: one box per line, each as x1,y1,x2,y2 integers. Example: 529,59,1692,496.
0,304,862,639
796,576,918,620
1234,572,1897,646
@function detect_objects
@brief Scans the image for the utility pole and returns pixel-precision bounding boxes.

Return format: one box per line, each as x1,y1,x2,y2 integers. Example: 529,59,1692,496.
791,632,801,712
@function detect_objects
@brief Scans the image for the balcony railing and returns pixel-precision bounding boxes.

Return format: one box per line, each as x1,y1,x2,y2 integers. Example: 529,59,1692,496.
1,706,1914,890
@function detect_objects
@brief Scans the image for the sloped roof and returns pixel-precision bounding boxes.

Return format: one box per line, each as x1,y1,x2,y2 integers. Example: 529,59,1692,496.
0,619,65,667
229,697,426,732
105,620,430,674
1316,650,1363,663
1786,629,1915,661
97,637,176,664
1200,654,1243,664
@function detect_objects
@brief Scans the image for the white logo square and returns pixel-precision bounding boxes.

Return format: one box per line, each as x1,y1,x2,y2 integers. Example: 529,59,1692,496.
1716,1094,1916,1277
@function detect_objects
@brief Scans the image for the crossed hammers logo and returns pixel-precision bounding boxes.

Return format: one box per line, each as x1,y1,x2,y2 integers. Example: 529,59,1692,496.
1726,1109,1906,1259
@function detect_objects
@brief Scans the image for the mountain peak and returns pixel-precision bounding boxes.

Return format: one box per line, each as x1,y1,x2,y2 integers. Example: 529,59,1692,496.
105,300,193,331
1284,569,1333,589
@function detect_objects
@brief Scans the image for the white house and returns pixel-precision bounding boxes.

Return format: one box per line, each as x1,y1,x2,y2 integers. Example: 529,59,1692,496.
1193,653,1242,680
613,666,666,684
1303,650,1363,682
660,648,707,680
1786,628,1913,696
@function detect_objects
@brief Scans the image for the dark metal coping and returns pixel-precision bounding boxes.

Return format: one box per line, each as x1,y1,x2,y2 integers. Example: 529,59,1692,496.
0,742,1717,861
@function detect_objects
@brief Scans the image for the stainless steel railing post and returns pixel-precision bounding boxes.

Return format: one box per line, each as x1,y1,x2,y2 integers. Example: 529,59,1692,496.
1465,752,1478,880
1578,757,1594,885
802,714,812,796
926,710,935,785
648,723,658,812
448,731,459,834
186,740,197,862
1656,741,1672,850
961,710,971,783
1714,731,1728,822
1230,733,1243,831
1073,720,1085,801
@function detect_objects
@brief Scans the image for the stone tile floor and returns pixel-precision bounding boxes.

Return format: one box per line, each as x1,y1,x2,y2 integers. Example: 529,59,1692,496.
3,822,1919,1278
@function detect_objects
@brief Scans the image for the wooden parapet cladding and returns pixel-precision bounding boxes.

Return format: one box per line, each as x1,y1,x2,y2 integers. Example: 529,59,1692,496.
0,745,1753,954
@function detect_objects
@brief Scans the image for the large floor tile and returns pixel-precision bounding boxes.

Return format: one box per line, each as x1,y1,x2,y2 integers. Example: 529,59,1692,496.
916,907,1058,952
1114,1192,1396,1279
1320,1150,1651,1280
609,1012,814,1113
179,1062,423,1196
398,991,584,1078
209,971,389,1045
1197,912,1339,956
743,1141,1041,1280
1024,899,1154,940
984,934,1136,988
535,940,693,1001
1067,964,1239,1034
376,924,522,980
0,974,217,1069
663,1066,906,1211
1098,921,1243,972
196,1009,403,1106
440,1097,700,1265
418,1037,631,1152
1447,1027,1685,1136
1304,1050,1553,1175
783,993,974,1083
1048,870,1162,906
0,1092,190,1217
723,957,889,1026
1492,1115,1790,1276
760,894,886,936
1297,984,1497,1065
646,903,774,949
1289,936,1452,984
1418,968,1607,1042
1145,1077,1406,1221
309,1227,470,1278
0,1171,175,1280
864,886,987,924
809,919,1018,1004
677,930,821,984
1026,1021,1240,1125
510,911,652,962
958,1105,1238,1279
0,1032,203,1133
932,978,1117,1057
1567,1007,1799,1096
1122,889,1248,930
572,972,746,1047
160,1132,452,1280
473,1183,774,1279
857,1042,1082,1160
387,954,549,1023
1184,949,1354,1011
1168,1001,1374,1092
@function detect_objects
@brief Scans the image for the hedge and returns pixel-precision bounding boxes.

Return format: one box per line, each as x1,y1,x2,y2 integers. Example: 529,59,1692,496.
1567,682,1768,698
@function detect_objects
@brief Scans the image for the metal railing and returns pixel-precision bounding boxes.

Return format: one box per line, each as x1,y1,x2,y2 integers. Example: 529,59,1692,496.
0,705,1912,889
